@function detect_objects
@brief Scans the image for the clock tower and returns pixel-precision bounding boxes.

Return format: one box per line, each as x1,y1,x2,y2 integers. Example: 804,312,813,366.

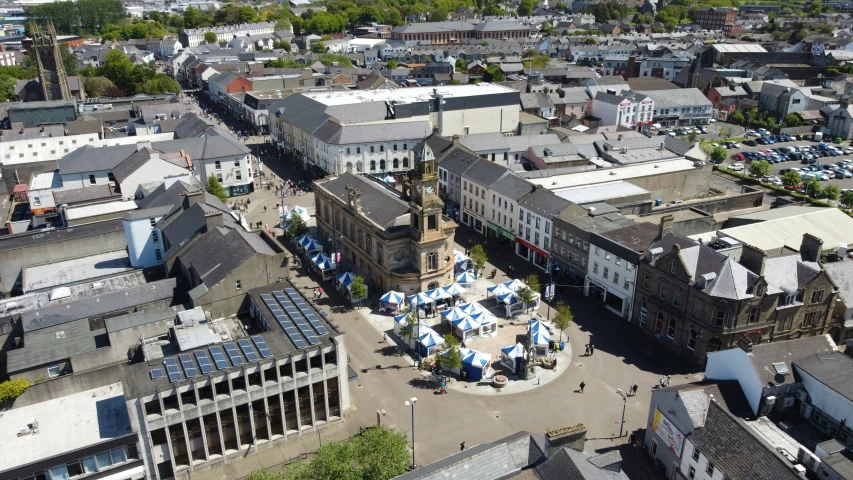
409,142,444,242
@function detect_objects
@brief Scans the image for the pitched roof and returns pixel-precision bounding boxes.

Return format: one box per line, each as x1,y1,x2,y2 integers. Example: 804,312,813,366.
519,187,573,218
491,173,533,201
317,173,410,230
748,335,838,388
178,227,271,290
793,352,853,401
688,402,802,480
533,447,629,480
464,157,509,187
312,120,431,145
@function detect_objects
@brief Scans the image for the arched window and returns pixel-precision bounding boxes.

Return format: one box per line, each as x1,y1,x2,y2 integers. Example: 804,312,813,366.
654,312,664,338
403,157,410,168
638,301,647,328
370,160,376,171
346,162,353,173
380,159,386,171
393,158,399,169
707,337,722,353
687,329,698,351
356,161,363,172
667,318,676,339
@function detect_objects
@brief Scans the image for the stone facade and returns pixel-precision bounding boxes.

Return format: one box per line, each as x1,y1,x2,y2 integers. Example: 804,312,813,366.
632,233,839,363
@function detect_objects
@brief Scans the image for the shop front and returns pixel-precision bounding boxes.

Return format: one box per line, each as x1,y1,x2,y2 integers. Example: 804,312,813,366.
486,222,515,247
515,238,549,271
585,276,606,303
604,289,631,319
228,183,252,196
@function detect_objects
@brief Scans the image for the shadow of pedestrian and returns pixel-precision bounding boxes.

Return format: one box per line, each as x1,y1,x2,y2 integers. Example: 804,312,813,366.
374,346,401,357
408,377,437,390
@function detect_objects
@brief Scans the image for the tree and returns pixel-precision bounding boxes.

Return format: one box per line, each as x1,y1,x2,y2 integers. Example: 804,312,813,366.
312,41,328,53
100,49,136,94
84,76,115,97
204,32,218,44
287,213,308,238
206,174,228,203
0,379,30,404
483,64,504,82
729,110,745,124
435,334,462,375
585,36,597,44
275,19,291,32
808,0,823,16
749,159,771,178
817,24,834,34
710,146,727,164
469,244,487,274
455,57,467,71
783,113,803,128
841,189,853,208
518,0,534,16
399,311,418,346
320,54,353,67
804,177,820,196
552,301,573,342
823,184,841,202
517,285,535,312
386,58,398,69
686,130,698,143
350,275,367,307
782,170,802,188
59,44,77,76
252,425,409,479
525,273,541,298
0,74,16,101
141,74,181,95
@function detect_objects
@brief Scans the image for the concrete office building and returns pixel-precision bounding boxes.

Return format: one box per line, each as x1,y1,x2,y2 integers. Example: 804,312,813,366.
121,282,349,480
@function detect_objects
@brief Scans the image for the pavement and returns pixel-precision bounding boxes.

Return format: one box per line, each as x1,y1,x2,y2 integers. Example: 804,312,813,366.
190,96,688,480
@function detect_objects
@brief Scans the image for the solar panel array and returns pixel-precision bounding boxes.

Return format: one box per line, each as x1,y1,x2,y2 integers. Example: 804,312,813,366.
237,338,260,362
163,357,183,383
273,291,320,346
194,350,214,375
223,342,245,366
252,335,273,358
260,293,308,349
284,287,329,336
178,353,198,378
208,345,228,369
150,368,164,380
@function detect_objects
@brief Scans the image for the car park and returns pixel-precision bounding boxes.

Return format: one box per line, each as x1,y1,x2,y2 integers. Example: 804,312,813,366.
728,163,744,171
743,139,757,146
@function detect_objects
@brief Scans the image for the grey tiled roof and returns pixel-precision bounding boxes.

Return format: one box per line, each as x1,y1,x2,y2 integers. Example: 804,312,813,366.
491,173,532,201
465,157,509,187
178,228,265,290
534,447,629,480
748,336,837,388
519,187,572,218
824,261,853,311
762,254,820,295
689,401,802,480
312,120,431,145
6,318,101,372
317,173,410,231
52,184,117,205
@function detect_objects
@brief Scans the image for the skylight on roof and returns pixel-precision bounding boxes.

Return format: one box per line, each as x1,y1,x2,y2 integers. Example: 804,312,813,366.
773,362,790,375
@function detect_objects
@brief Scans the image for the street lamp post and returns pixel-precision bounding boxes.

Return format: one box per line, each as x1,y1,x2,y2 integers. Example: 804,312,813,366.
404,397,417,470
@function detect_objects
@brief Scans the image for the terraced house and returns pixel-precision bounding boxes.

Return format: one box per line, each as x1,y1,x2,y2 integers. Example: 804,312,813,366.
633,232,839,363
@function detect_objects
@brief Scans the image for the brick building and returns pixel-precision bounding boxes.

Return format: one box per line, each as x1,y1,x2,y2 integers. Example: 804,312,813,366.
695,7,742,36
632,232,839,363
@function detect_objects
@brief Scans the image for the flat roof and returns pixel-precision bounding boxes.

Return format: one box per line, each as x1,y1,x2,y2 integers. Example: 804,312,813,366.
555,181,649,204
529,159,698,191
64,200,138,221
690,208,853,252
0,219,124,253
301,83,517,106
29,170,61,190
22,250,132,293
0,383,134,474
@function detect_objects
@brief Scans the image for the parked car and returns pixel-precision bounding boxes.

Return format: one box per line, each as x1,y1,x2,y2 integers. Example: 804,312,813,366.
728,163,744,171
743,139,757,146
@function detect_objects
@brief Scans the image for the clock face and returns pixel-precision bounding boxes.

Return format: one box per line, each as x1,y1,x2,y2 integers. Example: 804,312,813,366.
425,184,435,195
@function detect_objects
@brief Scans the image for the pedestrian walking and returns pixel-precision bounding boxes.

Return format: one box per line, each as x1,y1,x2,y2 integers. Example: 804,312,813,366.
318,287,324,297
666,375,671,387
659,376,666,388
460,441,466,451
584,344,590,356
590,344,595,356
264,205,267,212
440,379,447,394
632,383,639,396
383,333,388,343
579,381,585,393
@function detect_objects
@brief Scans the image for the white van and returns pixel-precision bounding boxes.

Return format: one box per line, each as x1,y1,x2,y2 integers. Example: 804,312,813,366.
652,123,662,130
814,132,824,142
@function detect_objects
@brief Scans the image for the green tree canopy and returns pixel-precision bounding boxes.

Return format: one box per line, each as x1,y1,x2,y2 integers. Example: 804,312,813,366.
206,174,228,203
0,74,16,101
287,213,309,238
454,57,467,71
312,41,328,53
525,273,541,297
0,379,31,404
518,0,535,16
553,301,573,342
469,244,487,272
483,64,504,82
749,159,771,178
710,146,728,164
350,275,367,306
782,113,803,128
204,32,218,44
386,58,399,69
84,76,116,97
435,334,462,373
823,184,841,202
320,54,353,67
782,170,802,187
142,74,181,95
728,110,745,124
803,177,821,196
841,190,853,208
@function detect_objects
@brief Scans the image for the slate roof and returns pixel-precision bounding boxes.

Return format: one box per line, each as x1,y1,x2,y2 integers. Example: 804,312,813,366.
458,132,510,152
6,317,102,372
519,187,572,218
177,227,272,290
762,254,821,295
312,120,431,145
652,232,758,300
59,144,138,175
112,148,154,183
533,447,629,480
21,278,179,333
52,184,117,205
465,157,509,187
688,402,802,480
824,261,853,311
748,336,837,388
635,88,712,108
491,173,533,201
793,352,853,401
317,173,410,231
437,145,479,176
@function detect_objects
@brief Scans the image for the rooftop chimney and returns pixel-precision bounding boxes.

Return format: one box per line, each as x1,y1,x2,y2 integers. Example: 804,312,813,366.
181,189,204,210
544,424,587,458
658,214,674,239
739,243,767,276
800,233,824,263
204,209,223,231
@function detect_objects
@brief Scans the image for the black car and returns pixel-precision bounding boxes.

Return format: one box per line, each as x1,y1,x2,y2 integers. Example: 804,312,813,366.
743,139,757,146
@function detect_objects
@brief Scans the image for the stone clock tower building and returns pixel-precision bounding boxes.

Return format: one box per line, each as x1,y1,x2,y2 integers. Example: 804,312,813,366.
313,142,457,295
